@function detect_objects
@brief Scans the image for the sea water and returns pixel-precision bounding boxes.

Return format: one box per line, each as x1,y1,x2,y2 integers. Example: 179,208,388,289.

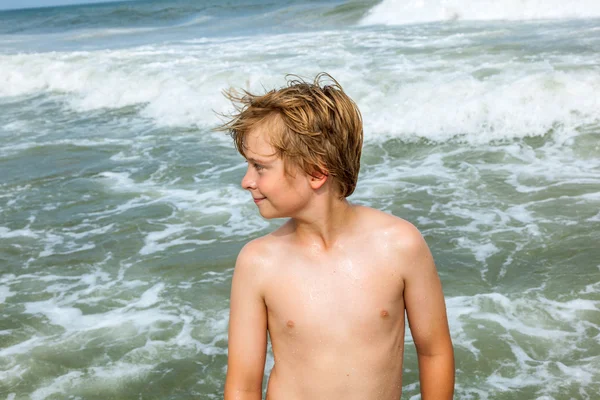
0,0,599,399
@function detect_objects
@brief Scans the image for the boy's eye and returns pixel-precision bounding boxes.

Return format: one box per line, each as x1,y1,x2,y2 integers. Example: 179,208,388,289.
254,163,265,171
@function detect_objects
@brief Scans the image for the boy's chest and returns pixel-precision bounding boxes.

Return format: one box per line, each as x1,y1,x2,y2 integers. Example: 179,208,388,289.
264,251,405,340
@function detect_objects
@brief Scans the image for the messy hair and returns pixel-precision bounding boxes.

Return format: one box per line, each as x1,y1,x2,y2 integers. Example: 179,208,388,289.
216,73,363,198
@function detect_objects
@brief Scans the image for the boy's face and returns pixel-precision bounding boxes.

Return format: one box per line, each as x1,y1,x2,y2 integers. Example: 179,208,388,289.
241,120,313,219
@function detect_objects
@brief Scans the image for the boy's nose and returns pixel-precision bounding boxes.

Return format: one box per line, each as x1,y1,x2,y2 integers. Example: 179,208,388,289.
241,166,257,190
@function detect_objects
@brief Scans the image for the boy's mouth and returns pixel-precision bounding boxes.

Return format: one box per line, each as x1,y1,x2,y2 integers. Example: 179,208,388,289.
253,197,266,203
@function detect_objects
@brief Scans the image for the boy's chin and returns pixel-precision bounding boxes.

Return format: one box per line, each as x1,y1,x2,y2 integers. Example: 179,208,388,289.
258,210,284,220
257,206,289,220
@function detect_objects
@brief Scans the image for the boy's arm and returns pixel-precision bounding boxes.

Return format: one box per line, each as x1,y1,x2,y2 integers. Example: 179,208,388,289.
402,225,455,400
224,243,268,400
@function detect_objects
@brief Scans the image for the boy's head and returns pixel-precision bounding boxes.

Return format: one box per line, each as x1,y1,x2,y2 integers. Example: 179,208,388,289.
218,73,363,198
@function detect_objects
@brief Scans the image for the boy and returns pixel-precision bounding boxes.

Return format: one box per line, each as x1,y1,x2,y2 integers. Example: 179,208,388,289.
220,73,454,400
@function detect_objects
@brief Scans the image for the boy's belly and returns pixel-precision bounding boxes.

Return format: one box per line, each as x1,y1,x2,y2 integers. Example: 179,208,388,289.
265,329,405,400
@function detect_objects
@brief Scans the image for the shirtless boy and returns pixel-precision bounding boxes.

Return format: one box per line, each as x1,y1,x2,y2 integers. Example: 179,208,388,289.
220,73,454,400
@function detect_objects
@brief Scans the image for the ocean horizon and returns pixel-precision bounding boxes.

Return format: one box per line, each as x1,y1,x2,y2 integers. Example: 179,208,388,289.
1,0,599,399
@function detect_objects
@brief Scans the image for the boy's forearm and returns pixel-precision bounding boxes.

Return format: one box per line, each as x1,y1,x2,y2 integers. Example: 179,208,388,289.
417,352,455,399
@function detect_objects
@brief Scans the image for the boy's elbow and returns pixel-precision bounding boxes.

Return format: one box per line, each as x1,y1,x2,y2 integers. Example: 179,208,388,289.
415,334,454,358
224,373,263,400
224,386,262,400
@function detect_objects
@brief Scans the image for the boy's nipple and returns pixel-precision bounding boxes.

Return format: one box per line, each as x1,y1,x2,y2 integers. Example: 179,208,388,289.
286,320,295,328
380,309,389,318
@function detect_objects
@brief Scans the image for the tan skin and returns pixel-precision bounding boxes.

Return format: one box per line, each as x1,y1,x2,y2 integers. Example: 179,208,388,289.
224,121,454,400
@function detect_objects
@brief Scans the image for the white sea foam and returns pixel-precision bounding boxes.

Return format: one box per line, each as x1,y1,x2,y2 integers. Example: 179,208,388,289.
0,364,28,390
128,283,164,308
0,222,115,263
24,299,180,332
0,138,134,158
69,26,162,40
198,269,233,284
0,335,44,357
63,223,115,240
29,362,154,400
455,237,500,267
0,285,14,303
360,0,600,25
139,223,216,255
443,292,600,396
95,169,271,242
1,27,598,143
2,265,231,374
0,226,39,239
361,69,600,143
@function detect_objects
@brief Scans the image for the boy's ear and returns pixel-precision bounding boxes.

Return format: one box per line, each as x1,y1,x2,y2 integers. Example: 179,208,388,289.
309,170,328,190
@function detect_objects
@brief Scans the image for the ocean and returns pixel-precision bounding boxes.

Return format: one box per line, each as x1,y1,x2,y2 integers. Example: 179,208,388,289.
0,0,599,399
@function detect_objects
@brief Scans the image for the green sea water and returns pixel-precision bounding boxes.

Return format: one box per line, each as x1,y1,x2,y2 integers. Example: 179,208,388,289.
1,0,600,399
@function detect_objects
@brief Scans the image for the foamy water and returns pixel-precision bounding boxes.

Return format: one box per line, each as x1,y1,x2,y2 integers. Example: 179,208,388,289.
1,0,599,399
361,0,600,25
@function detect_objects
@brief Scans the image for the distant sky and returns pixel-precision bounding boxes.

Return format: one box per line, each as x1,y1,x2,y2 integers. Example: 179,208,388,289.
0,0,126,11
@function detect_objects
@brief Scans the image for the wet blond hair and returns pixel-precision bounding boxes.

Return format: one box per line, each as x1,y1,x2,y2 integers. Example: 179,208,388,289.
217,73,363,198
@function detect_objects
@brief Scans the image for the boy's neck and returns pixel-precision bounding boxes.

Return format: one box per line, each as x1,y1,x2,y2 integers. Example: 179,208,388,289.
289,195,357,252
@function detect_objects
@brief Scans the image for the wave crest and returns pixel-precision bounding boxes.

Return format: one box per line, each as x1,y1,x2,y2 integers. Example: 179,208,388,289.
360,0,600,25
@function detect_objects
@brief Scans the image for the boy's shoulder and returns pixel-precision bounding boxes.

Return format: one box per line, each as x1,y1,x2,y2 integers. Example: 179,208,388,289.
235,222,293,267
353,206,433,276
353,205,424,244
236,206,426,266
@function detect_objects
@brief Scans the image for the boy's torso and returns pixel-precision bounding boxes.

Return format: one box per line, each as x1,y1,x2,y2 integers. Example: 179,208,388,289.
259,207,409,400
